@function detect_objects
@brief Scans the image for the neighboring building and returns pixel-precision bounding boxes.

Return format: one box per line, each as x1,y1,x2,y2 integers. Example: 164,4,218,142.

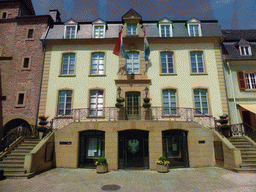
0,0,52,137
222,30,256,133
39,9,228,170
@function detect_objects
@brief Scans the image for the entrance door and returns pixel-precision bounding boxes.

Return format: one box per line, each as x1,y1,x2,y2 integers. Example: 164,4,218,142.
79,130,105,168
118,130,149,169
162,130,189,167
242,111,252,126
125,92,140,120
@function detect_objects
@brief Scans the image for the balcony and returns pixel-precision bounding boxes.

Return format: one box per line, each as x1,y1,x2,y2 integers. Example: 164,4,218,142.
52,107,217,130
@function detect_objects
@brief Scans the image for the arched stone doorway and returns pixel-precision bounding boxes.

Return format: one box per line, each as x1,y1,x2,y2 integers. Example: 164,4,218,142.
162,129,189,167
78,130,105,168
2,118,31,138
118,129,149,169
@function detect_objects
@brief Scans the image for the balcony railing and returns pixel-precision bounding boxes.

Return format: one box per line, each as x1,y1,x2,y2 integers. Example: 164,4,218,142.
52,107,217,130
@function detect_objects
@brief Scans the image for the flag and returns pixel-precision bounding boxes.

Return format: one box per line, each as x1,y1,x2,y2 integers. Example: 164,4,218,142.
144,30,150,61
113,28,129,58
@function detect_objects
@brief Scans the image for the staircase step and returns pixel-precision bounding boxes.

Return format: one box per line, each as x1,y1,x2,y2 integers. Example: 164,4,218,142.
238,148,256,151
233,167,256,173
5,172,35,179
1,168,24,172
6,153,26,157
0,164,23,168
241,164,256,168
1,159,24,164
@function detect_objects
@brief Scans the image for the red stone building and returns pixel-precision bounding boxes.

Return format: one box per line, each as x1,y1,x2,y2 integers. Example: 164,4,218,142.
0,0,53,137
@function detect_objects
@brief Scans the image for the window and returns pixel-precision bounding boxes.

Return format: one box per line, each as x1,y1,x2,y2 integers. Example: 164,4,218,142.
194,89,208,115
65,26,76,39
127,24,137,35
91,53,105,75
89,90,104,117
61,53,75,75
160,25,171,37
190,51,204,73
126,52,140,74
163,90,177,115
18,93,24,105
57,90,72,116
23,57,30,68
16,92,26,107
239,46,252,56
188,24,200,37
94,26,105,38
27,29,34,39
2,12,7,19
245,73,256,89
161,52,174,74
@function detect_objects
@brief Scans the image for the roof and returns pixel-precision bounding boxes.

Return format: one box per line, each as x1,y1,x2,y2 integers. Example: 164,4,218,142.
0,0,35,15
45,20,222,39
222,29,256,60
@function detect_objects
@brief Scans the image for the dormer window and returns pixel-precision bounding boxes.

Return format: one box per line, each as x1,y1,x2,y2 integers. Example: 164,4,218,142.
92,19,106,38
158,18,173,37
65,26,76,39
64,19,78,39
240,46,252,56
127,24,137,35
187,18,202,37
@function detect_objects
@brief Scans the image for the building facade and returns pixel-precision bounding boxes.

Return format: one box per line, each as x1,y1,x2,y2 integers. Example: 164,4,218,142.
222,30,256,134
39,9,227,170
0,0,52,137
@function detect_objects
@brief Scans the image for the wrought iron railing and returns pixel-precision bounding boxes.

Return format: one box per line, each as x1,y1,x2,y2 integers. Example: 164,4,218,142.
0,124,31,154
52,107,217,130
231,123,256,142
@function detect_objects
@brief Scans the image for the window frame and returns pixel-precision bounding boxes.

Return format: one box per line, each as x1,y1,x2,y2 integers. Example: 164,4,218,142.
1,11,7,19
93,24,106,38
126,52,140,74
162,89,177,116
239,46,252,56
193,89,209,115
64,25,77,39
187,18,202,37
160,51,175,74
89,90,104,117
127,24,137,35
60,53,76,76
91,52,105,75
22,56,31,70
244,72,256,90
190,51,205,74
15,91,26,108
26,28,34,40
57,90,73,117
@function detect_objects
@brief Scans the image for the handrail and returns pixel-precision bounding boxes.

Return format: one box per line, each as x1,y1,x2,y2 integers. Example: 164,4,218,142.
52,106,217,130
0,125,31,154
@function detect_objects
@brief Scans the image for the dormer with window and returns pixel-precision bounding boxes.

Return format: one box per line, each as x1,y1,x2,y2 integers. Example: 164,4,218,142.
238,38,252,56
158,18,173,37
187,18,202,37
122,9,142,37
93,19,106,38
64,19,78,39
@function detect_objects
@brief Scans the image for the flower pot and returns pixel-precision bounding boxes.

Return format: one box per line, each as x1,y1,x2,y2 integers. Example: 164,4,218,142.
96,164,108,173
39,117,47,121
39,121,48,125
116,97,125,103
143,103,151,108
143,98,150,103
115,103,123,108
156,164,169,173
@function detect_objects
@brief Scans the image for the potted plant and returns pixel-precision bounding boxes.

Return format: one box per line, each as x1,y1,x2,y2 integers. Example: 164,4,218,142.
156,156,170,173
217,114,231,137
115,97,124,108
143,98,151,108
38,115,49,139
95,156,108,173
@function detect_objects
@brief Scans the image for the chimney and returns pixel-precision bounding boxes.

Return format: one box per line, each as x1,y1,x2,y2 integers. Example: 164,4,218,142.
49,10,61,22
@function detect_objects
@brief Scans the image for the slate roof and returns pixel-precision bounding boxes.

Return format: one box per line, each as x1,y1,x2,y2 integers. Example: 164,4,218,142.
222,30,256,60
1,0,35,15
45,20,222,39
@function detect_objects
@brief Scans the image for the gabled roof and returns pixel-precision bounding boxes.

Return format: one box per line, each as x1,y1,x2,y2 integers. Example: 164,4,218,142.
122,9,142,20
92,18,106,25
158,18,172,24
237,38,250,46
64,19,78,25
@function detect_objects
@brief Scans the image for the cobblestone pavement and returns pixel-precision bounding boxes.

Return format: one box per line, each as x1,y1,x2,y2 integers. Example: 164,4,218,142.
1,167,256,192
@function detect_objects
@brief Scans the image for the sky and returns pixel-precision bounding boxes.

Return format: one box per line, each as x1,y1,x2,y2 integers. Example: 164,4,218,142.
31,0,256,29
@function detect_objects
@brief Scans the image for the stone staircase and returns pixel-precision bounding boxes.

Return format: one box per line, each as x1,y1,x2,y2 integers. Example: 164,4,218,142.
0,138,39,178
228,136,256,172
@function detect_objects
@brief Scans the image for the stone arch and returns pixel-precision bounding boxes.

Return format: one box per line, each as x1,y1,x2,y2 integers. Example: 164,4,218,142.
2,118,31,137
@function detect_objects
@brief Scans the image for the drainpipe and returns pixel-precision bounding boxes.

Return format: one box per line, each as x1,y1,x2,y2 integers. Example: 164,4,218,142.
227,61,239,124
35,25,50,135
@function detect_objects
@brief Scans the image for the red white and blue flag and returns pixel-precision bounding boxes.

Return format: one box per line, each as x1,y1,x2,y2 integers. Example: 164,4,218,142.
144,30,150,61
113,28,129,58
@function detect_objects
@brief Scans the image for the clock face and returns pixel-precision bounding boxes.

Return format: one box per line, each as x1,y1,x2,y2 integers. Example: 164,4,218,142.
128,139,140,154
